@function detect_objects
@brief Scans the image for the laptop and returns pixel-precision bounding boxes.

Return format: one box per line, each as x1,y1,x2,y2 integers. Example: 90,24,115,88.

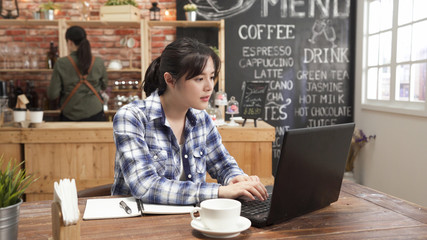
240,123,355,227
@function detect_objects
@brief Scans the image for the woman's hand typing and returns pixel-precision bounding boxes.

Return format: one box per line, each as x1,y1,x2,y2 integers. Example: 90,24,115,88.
218,175,268,201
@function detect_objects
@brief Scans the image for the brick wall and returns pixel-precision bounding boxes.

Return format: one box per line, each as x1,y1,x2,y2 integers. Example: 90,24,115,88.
0,0,176,110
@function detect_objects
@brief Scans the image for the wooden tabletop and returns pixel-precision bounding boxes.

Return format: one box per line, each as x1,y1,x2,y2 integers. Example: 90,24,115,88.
18,180,427,239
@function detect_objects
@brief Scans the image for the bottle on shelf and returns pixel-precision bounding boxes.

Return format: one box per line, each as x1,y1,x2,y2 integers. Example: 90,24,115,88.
25,80,38,109
0,81,13,126
0,99,13,127
15,79,24,97
8,80,16,109
25,80,32,108
47,41,58,69
13,80,25,109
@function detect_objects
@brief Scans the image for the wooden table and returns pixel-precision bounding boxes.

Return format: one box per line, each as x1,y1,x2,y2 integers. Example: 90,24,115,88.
18,181,427,239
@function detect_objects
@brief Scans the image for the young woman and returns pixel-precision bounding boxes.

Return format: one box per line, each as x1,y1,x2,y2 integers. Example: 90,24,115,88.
47,26,108,121
112,38,268,205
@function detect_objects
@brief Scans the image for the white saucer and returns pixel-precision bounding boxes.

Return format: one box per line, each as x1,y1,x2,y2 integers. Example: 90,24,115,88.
191,216,251,238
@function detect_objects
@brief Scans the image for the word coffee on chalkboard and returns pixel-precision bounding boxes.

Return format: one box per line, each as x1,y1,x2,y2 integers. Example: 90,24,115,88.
240,81,268,127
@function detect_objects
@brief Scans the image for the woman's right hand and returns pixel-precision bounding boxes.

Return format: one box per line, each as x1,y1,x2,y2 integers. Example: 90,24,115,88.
218,175,268,201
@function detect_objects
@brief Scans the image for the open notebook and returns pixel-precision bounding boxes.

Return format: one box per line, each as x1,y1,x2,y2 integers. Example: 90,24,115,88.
83,197,195,220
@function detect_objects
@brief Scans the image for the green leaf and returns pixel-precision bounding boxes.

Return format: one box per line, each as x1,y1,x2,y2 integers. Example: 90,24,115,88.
0,155,37,208
105,0,137,7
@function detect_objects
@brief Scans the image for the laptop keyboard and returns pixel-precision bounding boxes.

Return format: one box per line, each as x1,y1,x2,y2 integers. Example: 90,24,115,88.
241,194,272,215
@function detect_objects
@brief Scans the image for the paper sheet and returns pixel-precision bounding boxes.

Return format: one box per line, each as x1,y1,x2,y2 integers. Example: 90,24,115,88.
83,197,195,220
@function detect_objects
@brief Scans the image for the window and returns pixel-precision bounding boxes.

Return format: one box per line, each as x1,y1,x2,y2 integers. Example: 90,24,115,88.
362,0,427,116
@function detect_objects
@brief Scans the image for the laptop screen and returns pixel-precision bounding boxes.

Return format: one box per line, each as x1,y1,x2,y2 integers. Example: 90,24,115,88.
267,123,355,226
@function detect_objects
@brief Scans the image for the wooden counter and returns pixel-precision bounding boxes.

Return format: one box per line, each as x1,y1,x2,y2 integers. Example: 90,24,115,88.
1,121,275,201
43,110,117,121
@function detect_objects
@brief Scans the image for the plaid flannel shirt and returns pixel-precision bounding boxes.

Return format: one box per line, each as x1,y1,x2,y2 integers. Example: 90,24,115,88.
111,90,245,205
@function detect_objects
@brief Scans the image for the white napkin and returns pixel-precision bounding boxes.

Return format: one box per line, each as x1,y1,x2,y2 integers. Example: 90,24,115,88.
53,178,80,226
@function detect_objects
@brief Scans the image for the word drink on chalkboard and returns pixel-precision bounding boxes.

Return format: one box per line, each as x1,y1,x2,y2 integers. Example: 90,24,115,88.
240,81,269,127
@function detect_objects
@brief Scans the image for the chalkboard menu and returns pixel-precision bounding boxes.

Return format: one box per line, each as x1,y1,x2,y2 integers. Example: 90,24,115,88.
181,0,356,174
240,81,269,125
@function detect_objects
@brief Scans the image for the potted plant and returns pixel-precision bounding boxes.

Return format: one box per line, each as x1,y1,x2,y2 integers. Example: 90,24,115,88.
210,46,219,56
39,1,61,20
345,128,376,182
105,0,137,6
0,156,36,240
100,0,140,21
183,3,197,21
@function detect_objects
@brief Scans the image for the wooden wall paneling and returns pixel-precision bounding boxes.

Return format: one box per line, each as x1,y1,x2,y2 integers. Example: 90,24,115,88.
25,143,62,198
21,129,113,143
223,141,274,185
25,142,116,201
76,143,93,180
0,144,23,169
0,129,23,171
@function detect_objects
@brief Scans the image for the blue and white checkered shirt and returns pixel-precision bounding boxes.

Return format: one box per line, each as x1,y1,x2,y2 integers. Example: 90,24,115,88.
111,90,245,205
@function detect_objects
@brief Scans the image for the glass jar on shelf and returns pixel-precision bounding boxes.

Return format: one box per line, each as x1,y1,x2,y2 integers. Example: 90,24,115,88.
214,90,227,106
206,103,224,126
226,96,239,126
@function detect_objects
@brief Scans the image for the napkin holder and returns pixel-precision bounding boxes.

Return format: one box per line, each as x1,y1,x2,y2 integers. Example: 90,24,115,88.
16,94,29,109
51,202,81,240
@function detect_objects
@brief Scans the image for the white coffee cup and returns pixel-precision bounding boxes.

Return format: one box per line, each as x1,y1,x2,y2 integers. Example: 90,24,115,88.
190,199,241,231
30,110,44,123
13,109,26,122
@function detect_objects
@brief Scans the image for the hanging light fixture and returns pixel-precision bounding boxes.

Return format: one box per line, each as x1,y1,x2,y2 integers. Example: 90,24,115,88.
0,0,19,19
149,2,160,21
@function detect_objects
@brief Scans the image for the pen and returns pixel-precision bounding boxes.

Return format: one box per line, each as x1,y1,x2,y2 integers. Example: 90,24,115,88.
119,200,132,214
136,198,144,216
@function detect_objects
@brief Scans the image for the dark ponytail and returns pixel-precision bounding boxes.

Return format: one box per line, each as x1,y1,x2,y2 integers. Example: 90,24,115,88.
142,37,220,97
143,57,165,96
65,26,92,75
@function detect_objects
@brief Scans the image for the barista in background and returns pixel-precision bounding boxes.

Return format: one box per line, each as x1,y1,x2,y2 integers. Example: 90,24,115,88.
47,26,108,121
